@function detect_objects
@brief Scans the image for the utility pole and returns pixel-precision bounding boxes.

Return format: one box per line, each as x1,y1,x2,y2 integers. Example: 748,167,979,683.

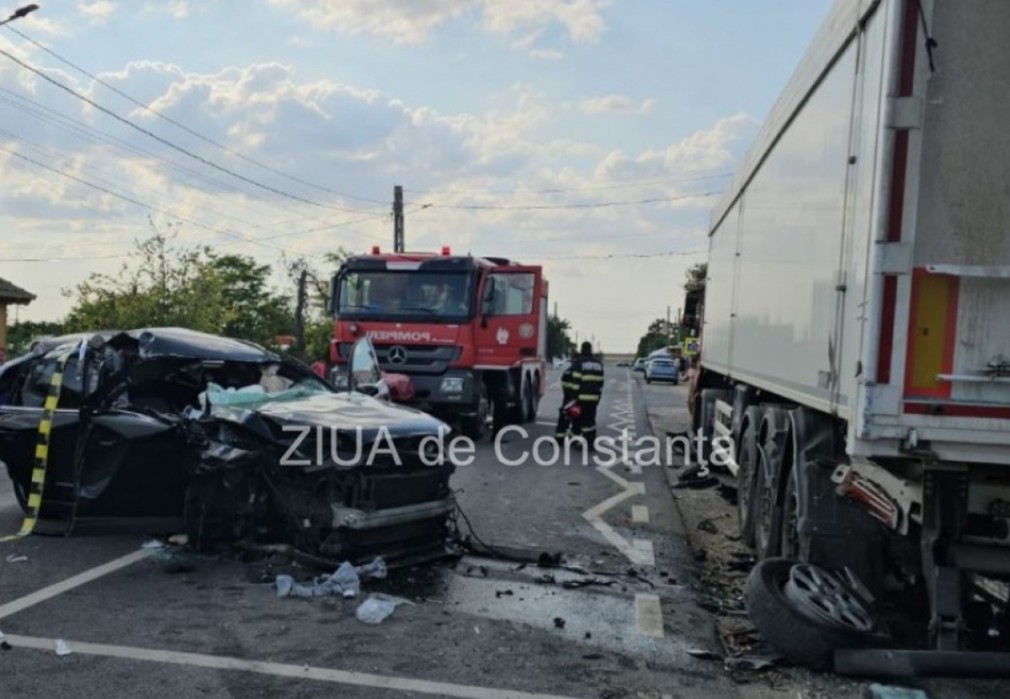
553,301,558,318
393,185,404,252
295,269,308,359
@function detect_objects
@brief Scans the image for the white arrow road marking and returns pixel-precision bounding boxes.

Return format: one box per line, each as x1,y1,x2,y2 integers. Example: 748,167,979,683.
582,456,655,567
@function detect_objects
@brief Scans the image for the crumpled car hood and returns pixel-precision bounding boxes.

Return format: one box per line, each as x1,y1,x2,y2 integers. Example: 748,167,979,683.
209,391,447,438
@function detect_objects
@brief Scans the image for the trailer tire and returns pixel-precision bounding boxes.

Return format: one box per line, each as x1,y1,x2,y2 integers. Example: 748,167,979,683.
744,558,875,671
697,388,731,468
736,406,764,548
753,407,789,559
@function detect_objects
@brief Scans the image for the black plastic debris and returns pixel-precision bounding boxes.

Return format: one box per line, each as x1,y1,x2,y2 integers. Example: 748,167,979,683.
583,652,604,660
673,476,719,490
495,589,514,599
723,655,781,672
697,518,719,534
553,617,566,629
538,551,563,567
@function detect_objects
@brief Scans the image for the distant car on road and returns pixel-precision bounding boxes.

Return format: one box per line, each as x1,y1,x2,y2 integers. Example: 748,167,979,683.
616,361,630,367
645,357,679,384
632,358,647,373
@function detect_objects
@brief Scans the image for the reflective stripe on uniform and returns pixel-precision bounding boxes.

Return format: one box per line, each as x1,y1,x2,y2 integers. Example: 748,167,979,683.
578,394,600,402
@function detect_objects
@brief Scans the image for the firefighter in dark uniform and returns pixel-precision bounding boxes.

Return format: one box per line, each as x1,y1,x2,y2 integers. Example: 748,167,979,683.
554,360,580,441
570,341,605,447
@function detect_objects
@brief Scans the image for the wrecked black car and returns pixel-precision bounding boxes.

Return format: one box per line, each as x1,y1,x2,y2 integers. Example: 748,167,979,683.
0,328,456,564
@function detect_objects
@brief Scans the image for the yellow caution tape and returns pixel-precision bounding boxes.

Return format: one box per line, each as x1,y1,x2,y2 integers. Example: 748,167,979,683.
1,347,74,543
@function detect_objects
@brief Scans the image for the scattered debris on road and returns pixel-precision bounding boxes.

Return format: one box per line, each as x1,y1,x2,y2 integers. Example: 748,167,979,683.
276,557,387,599
54,639,72,657
355,593,413,624
4,554,28,563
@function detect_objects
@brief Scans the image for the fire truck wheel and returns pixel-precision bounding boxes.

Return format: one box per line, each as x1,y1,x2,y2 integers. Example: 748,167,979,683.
460,385,490,440
509,378,529,424
526,375,540,423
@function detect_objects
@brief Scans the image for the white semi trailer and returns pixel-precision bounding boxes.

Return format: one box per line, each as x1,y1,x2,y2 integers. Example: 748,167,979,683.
694,0,1010,669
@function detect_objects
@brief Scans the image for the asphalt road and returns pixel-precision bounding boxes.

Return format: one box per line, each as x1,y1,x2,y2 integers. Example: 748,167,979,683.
0,365,775,698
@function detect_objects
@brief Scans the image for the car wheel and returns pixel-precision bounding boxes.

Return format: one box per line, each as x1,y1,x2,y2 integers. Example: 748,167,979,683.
744,558,878,671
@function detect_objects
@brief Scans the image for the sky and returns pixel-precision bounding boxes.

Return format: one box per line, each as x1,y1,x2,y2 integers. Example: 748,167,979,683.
0,0,834,353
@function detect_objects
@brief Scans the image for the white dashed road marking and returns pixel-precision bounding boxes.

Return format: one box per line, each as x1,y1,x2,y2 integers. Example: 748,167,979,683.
4,635,582,699
634,594,665,638
631,505,649,523
0,548,153,621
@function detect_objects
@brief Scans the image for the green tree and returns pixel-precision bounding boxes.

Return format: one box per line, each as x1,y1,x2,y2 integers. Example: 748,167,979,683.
685,262,707,291
64,229,293,347
547,315,575,359
636,318,675,357
5,320,67,356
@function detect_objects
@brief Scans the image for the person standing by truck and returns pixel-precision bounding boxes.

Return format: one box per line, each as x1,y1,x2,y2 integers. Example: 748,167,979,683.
554,360,580,441
570,342,604,447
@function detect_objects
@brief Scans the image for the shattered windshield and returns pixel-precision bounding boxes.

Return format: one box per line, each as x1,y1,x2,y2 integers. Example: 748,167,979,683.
336,271,472,320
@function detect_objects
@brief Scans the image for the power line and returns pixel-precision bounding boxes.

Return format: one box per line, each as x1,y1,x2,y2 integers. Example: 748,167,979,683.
419,192,720,211
5,25,389,206
405,173,732,196
525,249,707,261
0,45,376,215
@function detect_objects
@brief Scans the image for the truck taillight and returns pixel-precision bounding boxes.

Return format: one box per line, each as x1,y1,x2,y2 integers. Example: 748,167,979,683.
371,245,381,254
441,246,451,256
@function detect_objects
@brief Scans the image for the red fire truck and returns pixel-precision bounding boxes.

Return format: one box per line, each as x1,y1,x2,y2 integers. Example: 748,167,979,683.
329,247,548,438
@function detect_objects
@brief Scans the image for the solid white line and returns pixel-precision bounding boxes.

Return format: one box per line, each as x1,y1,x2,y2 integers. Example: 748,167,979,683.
5,635,581,699
0,548,153,621
635,594,664,638
631,505,649,524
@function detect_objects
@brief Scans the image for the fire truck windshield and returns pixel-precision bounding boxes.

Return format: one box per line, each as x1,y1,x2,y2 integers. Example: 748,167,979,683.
336,271,473,320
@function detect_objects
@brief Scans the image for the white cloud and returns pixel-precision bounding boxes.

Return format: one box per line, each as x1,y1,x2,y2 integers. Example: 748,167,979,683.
529,48,566,61
578,94,655,115
77,1,116,25
169,2,190,20
594,113,758,181
264,0,606,45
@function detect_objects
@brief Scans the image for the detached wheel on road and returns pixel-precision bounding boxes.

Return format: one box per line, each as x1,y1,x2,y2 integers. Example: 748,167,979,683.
744,558,877,671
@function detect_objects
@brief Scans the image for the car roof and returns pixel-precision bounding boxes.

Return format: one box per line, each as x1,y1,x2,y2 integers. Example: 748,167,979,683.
34,328,280,363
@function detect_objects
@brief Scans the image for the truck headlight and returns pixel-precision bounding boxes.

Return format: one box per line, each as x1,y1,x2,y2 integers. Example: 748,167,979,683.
440,377,465,394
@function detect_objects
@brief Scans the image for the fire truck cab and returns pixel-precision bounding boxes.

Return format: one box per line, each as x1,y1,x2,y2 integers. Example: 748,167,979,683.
329,248,548,438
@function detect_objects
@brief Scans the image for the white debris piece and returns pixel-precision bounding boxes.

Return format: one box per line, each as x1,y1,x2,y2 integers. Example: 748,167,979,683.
54,639,72,656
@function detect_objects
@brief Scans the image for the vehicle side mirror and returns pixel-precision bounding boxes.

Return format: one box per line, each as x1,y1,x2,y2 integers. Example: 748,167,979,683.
480,283,496,327
349,337,383,395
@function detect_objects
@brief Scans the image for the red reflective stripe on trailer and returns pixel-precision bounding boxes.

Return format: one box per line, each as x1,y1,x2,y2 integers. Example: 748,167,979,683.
877,276,898,384
904,403,1010,420
876,0,921,384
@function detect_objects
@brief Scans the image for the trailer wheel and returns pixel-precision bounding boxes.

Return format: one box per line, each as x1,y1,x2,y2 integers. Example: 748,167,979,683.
780,466,801,560
753,407,789,559
697,388,731,466
744,558,877,671
736,406,764,548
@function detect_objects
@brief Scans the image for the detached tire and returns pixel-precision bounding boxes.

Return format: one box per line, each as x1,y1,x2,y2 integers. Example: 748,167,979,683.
744,558,874,671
